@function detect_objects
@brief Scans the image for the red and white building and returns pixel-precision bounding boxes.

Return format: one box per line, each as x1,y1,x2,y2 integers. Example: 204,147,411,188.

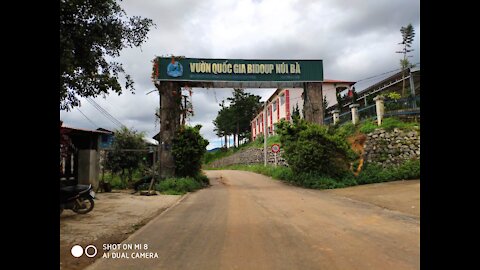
251,79,355,140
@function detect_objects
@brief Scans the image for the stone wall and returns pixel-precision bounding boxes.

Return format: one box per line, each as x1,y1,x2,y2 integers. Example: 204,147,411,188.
206,128,420,169
206,147,288,168
363,128,420,167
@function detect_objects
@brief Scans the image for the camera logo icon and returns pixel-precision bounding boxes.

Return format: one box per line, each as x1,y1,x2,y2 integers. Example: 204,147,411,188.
71,244,97,258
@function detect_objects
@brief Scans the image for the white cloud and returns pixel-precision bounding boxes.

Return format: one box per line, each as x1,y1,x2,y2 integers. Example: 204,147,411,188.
60,0,420,150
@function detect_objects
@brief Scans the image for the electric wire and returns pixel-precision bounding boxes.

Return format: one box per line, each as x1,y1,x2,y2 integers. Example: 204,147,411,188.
77,107,98,128
85,97,125,129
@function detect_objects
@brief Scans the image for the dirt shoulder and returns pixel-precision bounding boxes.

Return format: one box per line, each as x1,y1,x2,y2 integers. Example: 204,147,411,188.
325,179,420,217
60,190,182,270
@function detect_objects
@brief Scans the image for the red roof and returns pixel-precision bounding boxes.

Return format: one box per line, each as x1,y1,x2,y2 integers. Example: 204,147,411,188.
323,79,356,85
61,125,112,134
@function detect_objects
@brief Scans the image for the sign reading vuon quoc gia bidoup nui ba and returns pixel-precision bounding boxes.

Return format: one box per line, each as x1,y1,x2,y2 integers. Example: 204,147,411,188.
152,57,323,82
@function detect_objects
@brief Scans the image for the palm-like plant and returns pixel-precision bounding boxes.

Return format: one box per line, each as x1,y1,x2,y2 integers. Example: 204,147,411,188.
397,24,415,97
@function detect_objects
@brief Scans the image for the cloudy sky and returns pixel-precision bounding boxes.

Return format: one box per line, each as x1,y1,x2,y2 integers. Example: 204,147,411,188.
60,0,420,150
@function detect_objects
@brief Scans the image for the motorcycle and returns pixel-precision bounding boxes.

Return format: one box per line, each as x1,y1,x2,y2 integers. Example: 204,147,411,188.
60,184,95,215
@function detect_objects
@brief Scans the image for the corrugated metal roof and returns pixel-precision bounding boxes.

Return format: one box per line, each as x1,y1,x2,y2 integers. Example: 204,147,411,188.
61,126,112,134
143,137,158,145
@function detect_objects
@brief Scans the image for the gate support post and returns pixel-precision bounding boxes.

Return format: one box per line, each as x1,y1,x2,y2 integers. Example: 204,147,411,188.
156,81,182,179
303,82,324,125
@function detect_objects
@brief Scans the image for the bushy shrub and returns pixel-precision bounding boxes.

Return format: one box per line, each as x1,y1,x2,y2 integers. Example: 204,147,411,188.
172,125,209,177
334,122,357,139
276,119,356,178
194,173,210,187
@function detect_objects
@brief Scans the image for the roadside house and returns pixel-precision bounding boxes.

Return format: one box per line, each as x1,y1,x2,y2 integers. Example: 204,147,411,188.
60,123,112,189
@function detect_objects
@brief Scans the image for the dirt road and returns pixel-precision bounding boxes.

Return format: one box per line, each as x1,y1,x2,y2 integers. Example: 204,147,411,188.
86,170,419,270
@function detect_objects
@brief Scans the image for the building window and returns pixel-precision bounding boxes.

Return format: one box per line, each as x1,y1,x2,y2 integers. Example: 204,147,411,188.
273,101,277,111
280,95,285,105
267,108,271,116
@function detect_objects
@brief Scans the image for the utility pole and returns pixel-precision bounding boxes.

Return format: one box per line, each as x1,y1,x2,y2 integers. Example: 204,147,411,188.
264,101,267,166
409,69,416,109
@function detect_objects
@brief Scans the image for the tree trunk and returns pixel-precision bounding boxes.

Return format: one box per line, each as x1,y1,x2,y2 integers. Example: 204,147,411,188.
224,135,227,149
156,81,182,178
236,122,240,147
303,82,324,125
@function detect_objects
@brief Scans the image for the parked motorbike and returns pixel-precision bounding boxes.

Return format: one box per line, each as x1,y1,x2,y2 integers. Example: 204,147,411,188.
60,184,95,215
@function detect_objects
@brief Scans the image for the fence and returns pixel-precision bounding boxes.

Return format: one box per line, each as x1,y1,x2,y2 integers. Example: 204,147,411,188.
358,104,377,121
384,96,420,117
324,115,333,125
338,111,352,124
323,95,420,125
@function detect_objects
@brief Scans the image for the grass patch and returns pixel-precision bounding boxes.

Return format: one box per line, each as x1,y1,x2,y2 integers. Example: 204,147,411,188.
250,135,281,148
154,173,210,195
356,159,420,184
101,170,144,189
359,120,377,134
357,117,419,134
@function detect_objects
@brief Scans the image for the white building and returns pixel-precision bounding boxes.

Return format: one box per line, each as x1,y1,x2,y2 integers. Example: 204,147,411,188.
251,80,355,140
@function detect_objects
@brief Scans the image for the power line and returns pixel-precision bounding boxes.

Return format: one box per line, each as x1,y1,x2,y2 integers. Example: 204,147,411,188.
87,97,123,127
77,108,98,128
355,62,420,83
86,97,125,129
86,100,122,129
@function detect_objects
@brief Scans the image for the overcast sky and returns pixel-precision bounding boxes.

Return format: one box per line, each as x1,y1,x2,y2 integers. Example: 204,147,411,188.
60,0,420,150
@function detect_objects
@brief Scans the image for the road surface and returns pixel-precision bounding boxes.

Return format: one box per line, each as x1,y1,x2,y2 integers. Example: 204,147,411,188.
86,170,419,270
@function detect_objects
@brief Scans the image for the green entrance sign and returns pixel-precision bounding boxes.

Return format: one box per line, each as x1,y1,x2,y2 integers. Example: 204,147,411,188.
153,57,323,82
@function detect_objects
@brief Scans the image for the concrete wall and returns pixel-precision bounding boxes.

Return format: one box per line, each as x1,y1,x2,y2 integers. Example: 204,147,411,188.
324,83,354,109
288,88,304,118
323,84,338,109
251,88,304,139
77,149,100,189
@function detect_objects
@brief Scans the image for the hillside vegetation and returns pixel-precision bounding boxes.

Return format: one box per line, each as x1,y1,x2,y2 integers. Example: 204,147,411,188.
205,117,420,190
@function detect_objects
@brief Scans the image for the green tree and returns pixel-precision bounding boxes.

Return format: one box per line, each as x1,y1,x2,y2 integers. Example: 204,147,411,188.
213,101,235,148
172,125,209,177
291,104,301,124
397,23,415,97
60,0,155,110
351,87,359,104
323,96,329,118
227,89,262,146
336,91,343,112
105,127,147,186
213,89,262,147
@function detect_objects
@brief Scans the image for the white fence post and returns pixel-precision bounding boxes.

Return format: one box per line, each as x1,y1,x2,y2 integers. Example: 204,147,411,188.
373,95,385,126
332,109,340,125
349,104,360,125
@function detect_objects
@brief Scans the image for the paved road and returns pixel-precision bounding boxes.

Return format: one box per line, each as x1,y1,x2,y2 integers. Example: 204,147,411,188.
86,170,419,270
